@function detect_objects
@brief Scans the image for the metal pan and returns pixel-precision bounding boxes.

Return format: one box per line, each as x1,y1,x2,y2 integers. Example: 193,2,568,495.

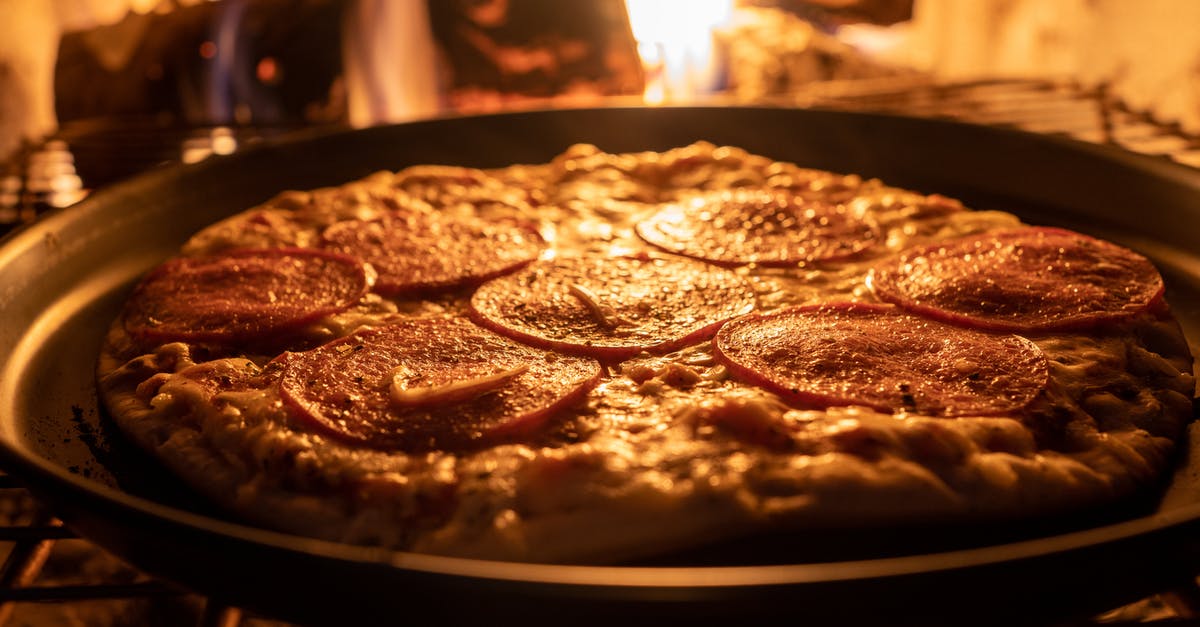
2,107,1200,625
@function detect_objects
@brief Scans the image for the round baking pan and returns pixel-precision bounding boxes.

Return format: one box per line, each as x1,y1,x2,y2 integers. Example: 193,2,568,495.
2,107,1200,625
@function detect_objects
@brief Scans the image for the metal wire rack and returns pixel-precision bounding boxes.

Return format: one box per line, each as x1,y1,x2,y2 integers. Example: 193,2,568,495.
1,77,1200,625
0,474,256,626
788,76,1200,168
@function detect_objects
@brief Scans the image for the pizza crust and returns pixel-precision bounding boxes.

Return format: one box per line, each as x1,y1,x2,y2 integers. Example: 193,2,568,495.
97,142,1196,564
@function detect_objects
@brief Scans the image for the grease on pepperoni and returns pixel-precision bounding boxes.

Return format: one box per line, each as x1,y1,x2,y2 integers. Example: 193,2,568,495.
714,303,1048,416
635,188,879,267
123,248,371,344
321,210,543,295
868,227,1165,331
278,317,601,452
469,255,756,360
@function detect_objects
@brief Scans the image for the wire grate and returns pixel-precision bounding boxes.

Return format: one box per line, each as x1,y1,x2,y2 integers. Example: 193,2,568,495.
786,77,1200,167
0,476,261,626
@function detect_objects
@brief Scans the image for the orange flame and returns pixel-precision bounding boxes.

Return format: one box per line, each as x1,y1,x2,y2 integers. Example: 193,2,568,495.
624,0,734,103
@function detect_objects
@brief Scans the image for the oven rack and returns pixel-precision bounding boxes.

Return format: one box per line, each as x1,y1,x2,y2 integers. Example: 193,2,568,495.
0,473,261,626
786,76,1200,168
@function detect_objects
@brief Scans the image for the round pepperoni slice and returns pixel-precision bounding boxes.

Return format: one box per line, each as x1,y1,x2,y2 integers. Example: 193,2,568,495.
123,248,371,344
714,303,1048,417
469,255,757,360
635,188,879,267
277,317,601,452
320,210,543,295
868,227,1165,332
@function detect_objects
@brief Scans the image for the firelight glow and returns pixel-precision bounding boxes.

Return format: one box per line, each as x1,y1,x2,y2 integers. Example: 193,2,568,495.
624,0,734,104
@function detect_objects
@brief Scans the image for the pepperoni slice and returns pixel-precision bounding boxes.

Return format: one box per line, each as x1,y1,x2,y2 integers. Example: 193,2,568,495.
714,303,1048,417
123,248,371,344
277,317,601,452
469,255,757,360
320,210,543,295
868,227,1165,331
635,188,879,267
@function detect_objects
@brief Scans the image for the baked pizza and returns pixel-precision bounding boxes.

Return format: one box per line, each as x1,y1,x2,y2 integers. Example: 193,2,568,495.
97,142,1196,564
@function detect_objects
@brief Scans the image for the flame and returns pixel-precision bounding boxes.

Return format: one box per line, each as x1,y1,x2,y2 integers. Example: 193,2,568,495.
624,0,734,103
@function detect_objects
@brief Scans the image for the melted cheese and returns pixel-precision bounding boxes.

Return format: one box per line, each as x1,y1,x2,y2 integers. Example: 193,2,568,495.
390,363,529,407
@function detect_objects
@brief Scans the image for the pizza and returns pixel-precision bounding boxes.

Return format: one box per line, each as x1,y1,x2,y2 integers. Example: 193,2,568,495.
96,141,1196,564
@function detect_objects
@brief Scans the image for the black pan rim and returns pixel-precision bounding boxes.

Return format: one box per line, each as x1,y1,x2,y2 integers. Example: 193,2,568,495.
5,103,1200,252
6,437,1200,589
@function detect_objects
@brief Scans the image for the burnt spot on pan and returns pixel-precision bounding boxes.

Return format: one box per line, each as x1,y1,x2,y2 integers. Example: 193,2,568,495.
63,402,224,517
